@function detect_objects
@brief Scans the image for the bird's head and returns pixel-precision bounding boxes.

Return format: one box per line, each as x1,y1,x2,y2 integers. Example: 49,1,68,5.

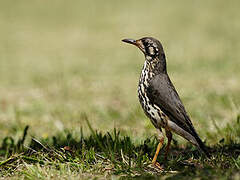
122,37,165,61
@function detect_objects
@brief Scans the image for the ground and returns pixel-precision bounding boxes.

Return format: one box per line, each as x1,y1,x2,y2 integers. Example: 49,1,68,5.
0,0,240,179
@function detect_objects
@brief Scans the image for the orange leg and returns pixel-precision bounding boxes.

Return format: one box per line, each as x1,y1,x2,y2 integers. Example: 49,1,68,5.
152,129,164,168
164,130,172,160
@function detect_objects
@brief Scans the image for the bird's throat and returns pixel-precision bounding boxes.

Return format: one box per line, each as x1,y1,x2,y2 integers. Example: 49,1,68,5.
139,60,157,87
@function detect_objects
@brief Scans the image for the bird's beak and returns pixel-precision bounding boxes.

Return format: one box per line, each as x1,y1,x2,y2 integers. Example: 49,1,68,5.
122,38,140,47
122,38,144,53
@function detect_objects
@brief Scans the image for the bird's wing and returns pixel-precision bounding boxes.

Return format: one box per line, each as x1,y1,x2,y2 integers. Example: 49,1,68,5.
147,73,209,153
147,73,195,134
148,73,210,157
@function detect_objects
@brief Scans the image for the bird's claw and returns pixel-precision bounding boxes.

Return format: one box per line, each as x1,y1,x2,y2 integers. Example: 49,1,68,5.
152,162,164,171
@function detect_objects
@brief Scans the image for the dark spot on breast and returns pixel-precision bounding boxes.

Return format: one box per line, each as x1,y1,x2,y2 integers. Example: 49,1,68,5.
157,111,162,117
176,109,181,114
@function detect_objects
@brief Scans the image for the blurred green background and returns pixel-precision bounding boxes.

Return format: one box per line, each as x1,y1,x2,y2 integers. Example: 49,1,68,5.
0,0,239,144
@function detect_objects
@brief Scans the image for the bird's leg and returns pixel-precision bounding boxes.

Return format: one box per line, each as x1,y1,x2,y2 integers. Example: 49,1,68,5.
164,130,172,160
152,129,164,169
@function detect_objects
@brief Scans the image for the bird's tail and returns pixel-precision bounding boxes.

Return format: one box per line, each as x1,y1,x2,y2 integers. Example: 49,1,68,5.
187,123,210,158
193,131,210,158
183,115,210,158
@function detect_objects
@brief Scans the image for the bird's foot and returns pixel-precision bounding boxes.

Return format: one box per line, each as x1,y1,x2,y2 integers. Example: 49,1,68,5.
152,161,164,171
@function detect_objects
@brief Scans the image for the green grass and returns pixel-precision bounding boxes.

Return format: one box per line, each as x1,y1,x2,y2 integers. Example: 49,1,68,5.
0,0,240,179
0,123,240,179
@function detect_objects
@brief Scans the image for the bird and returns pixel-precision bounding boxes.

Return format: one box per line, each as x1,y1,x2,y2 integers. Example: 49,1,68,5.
122,37,210,168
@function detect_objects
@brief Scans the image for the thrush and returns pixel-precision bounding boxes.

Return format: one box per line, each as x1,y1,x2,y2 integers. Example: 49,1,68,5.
122,37,210,168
